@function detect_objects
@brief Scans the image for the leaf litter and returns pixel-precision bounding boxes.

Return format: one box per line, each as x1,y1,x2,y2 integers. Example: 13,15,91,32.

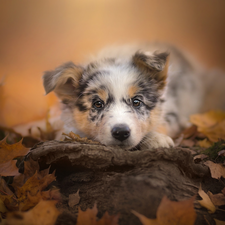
1,108,225,224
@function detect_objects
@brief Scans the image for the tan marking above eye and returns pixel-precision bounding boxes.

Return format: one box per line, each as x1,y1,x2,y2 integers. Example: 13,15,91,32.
128,85,139,98
97,89,108,102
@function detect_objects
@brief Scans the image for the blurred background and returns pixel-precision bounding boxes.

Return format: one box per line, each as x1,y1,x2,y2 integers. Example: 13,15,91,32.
0,0,225,128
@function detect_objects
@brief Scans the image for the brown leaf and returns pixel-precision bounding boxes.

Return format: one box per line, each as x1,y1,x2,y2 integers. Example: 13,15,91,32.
0,176,14,196
77,203,119,225
96,211,119,225
0,137,30,176
182,125,198,139
218,150,225,156
214,219,225,225
41,188,61,201
4,200,59,225
63,131,100,144
16,170,56,199
68,190,80,208
198,185,216,213
204,161,225,179
222,188,225,196
37,111,57,141
132,195,196,225
12,159,40,189
194,154,208,163
207,191,225,206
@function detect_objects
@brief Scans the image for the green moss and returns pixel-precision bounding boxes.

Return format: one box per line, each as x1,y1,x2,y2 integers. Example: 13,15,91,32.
203,140,225,162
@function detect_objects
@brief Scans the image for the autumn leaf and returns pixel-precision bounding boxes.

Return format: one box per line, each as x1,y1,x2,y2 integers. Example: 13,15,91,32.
76,203,119,225
132,195,196,225
68,190,80,208
12,158,40,189
198,185,216,213
204,161,225,179
190,111,225,143
0,137,30,176
215,219,225,225
207,191,225,206
3,200,59,225
63,131,100,144
37,111,57,141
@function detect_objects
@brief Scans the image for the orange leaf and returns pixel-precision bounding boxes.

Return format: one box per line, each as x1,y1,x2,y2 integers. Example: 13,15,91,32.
77,203,119,225
12,159,40,189
133,196,196,225
4,200,59,225
0,137,30,176
190,111,225,142
16,170,56,200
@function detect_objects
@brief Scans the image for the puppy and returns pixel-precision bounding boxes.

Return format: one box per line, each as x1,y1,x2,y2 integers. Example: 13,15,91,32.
43,43,204,150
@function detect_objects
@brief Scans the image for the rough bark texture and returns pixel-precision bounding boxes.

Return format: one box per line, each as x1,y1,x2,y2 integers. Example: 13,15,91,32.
24,140,225,225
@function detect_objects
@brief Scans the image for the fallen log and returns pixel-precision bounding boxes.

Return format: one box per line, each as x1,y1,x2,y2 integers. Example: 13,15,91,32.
22,140,223,225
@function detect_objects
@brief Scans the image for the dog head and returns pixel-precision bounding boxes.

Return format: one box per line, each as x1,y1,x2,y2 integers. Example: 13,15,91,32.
43,51,169,148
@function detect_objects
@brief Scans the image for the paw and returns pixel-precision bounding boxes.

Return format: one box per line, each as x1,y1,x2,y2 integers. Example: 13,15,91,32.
141,132,174,149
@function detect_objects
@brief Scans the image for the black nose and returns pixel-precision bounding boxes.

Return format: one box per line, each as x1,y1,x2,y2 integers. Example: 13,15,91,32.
111,124,130,142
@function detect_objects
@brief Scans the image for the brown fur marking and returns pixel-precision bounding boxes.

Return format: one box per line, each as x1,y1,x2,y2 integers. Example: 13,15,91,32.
128,85,139,98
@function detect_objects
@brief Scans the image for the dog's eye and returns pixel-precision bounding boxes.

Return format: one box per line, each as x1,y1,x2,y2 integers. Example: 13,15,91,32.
132,99,142,108
93,100,104,109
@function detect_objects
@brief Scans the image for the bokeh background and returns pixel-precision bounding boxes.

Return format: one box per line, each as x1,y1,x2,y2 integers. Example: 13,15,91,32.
1,0,225,127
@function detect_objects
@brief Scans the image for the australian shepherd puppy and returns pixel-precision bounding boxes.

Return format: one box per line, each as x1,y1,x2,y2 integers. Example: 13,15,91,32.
43,43,204,150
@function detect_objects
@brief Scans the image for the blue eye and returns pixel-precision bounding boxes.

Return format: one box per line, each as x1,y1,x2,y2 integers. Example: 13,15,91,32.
93,100,104,109
132,99,142,108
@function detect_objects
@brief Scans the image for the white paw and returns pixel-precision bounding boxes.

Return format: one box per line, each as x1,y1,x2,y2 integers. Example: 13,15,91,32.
141,132,174,149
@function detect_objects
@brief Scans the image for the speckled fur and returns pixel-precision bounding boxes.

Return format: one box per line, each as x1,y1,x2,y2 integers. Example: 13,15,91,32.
43,42,205,149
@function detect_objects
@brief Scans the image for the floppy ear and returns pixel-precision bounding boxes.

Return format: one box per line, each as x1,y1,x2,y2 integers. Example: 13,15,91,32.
43,62,83,101
132,51,169,90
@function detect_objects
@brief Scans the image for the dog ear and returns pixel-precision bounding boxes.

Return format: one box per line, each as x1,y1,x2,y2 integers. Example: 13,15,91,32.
43,62,83,101
132,51,169,90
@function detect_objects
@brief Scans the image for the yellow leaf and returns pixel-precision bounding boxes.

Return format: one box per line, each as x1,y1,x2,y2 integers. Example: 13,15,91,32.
198,185,216,213
198,139,213,148
190,111,225,142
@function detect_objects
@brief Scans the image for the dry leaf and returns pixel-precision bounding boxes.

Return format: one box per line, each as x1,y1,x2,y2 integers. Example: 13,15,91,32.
3,200,59,225
182,125,198,139
198,185,216,213
194,154,208,163
12,159,40,188
0,137,30,176
63,131,100,144
222,188,225,196
204,161,225,179
198,139,213,148
77,203,119,225
190,111,225,142
132,195,196,225
207,191,225,206
0,199,7,222
0,176,14,196
68,190,80,208
215,219,225,225
218,150,225,156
